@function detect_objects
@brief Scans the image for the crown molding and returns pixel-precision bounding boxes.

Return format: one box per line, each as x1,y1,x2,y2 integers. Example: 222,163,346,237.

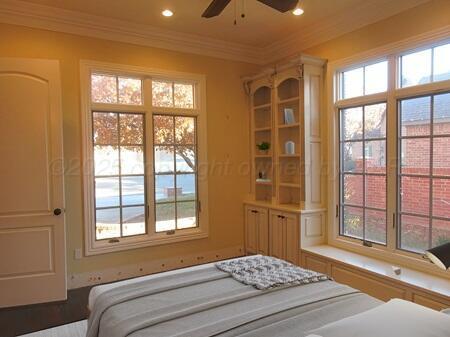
261,0,431,63
0,0,432,66
0,0,264,64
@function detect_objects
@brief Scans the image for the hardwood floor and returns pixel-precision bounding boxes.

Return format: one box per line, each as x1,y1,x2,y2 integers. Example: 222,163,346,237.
0,287,91,337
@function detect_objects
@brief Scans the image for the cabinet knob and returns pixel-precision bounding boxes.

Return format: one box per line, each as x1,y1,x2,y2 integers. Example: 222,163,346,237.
251,210,258,214
53,208,62,216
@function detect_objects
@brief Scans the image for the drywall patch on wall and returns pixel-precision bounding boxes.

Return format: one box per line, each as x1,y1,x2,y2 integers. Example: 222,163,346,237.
68,245,244,289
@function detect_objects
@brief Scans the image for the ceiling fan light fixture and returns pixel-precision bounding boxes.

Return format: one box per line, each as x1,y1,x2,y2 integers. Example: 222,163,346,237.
292,7,304,16
162,9,173,17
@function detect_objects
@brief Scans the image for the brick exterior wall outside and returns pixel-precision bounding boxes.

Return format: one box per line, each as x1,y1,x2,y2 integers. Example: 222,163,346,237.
343,121,450,250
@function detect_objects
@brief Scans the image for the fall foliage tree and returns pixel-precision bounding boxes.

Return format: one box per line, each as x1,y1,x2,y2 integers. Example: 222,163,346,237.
92,75,196,171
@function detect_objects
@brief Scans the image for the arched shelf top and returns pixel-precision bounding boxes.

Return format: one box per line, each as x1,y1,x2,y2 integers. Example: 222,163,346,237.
276,77,299,102
252,85,271,107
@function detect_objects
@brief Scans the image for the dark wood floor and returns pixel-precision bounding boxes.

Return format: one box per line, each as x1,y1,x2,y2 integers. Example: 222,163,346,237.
0,287,91,337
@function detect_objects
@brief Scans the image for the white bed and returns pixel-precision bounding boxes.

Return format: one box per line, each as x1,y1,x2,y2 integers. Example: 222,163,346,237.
88,256,255,310
86,255,382,337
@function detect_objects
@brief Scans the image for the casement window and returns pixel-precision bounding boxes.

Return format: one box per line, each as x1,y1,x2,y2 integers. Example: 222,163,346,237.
81,62,208,255
333,39,450,262
398,92,450,253
339,102,387,245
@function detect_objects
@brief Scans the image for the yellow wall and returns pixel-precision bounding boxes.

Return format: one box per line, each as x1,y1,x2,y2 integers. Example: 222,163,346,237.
303,0,450,214
0,22,259,275
304,0,450,61
0,0,448,277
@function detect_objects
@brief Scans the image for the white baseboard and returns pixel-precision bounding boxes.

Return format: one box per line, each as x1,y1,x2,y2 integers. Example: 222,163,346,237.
67,245,244,289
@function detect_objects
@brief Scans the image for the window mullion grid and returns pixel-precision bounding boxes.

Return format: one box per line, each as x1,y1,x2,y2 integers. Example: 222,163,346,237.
429,96,434,250
173,116,178,230
362,106,366,242
117,113,124,238
339,110,344,236
362,66,366,96
430,47,435,83
115,76,120,104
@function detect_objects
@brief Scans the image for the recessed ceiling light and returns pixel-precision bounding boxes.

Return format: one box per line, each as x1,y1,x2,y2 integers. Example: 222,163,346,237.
162,9,173,17
292,8,304,16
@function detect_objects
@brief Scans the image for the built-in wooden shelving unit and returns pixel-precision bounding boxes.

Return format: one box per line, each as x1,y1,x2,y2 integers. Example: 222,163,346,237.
246,56,324,209
243,55,327,266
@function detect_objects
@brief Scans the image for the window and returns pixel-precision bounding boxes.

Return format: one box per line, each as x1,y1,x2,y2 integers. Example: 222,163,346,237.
340,60,388,99
398,93,450,253
333,38,450,267
400,42,450,88
93,112,146,240
153,115,198,232
152,80,194,108
82,62,207,255
91,73,142,105
340,103,387,245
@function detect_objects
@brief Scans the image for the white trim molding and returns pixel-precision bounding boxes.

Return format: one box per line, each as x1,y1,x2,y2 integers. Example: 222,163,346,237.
0,0,433,65
0,0,261,64
263,0,432,63
80,60,209,256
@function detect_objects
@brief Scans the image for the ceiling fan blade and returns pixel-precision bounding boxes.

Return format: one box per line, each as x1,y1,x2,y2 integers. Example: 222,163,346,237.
202,0,232,18
257,0,299,12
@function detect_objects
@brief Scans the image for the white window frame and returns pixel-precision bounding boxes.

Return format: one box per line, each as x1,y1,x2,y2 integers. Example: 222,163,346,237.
327,28,450,279
81,60,208,256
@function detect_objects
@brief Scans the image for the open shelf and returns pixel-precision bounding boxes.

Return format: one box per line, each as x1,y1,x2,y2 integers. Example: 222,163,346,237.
277,78,299,101
256,180,272,186
246,57,324,212
278,184,301,205
255,126,272,132
254,103,271,109
278,123,300,129
253,86,271,106
278,97,299,105
279,154,300,158
278,102,299,126
279,182,301,188
255,184,272,202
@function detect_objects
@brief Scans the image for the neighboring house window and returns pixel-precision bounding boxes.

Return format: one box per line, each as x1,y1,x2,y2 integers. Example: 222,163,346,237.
334,40,450,257
82,63,208,255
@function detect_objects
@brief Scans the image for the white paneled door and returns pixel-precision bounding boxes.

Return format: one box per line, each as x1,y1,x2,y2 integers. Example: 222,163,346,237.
0,58,66,308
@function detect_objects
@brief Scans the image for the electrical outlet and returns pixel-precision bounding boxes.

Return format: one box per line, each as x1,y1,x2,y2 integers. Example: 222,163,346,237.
74,248,82,260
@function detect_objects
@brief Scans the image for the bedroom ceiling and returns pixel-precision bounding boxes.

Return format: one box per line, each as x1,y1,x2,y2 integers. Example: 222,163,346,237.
19,0,430,48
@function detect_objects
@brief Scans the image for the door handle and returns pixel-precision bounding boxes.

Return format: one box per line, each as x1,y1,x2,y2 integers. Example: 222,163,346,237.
53,208,62,216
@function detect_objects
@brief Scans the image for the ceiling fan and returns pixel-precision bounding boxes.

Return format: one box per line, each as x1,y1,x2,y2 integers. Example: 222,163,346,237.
202,0,299,18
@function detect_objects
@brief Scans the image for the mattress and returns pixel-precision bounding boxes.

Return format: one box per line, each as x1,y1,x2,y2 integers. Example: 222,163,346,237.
88,256,382,337
88,256,253,310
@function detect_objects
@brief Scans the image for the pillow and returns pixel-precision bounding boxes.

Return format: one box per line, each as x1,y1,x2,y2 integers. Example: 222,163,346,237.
307,299,450,337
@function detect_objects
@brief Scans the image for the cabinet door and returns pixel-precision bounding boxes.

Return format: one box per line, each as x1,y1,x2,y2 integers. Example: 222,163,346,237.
245,207,259,254
257,208,269,255
284,212,299,265
269,210,285,259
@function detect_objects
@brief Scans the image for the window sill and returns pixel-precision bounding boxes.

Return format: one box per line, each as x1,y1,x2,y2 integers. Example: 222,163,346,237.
302,244,450,298
85,228,208,256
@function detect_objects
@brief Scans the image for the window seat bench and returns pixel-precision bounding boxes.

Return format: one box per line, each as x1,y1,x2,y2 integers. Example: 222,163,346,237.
300,245,450,311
